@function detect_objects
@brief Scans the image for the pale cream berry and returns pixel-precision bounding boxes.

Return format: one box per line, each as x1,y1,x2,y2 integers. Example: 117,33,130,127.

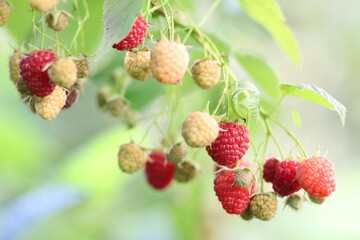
0,0,11,27
9,51,24,83
35,85,66,120
29,0,59,12
118,143,148,173
49,57,78,89
182,112,219,147
46,11,69,31
150,40,189,84
191,59,221,89
125,49,152,81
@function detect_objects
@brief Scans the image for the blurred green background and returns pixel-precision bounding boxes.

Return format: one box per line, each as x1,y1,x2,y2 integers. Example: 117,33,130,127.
0,0,359,239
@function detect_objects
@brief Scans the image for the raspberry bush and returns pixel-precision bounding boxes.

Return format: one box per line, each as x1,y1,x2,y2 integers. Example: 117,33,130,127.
3,0,347,226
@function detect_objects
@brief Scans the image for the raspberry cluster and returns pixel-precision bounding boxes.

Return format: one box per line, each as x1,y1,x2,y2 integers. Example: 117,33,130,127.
9,50,89,120
117,142,198,190
4,1,340,225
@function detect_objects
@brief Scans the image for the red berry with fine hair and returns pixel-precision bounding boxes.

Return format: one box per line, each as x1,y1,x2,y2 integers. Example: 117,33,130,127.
263,157,280,183
20,50,57,97
296,157,336,198
272,160,301,197
214,171,254,214
112,15,148,51
145,152,176,190
206,122,250,168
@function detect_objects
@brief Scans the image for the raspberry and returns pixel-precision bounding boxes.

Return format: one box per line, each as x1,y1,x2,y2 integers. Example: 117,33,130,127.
285,194,304,211
9,51,25,84
150,40,190,84
16,79,33,96
191,59,221,89
250,193,277,221
296,157,336,198
272,160,301,197
74,55,90,79
206,122,250,168
263,157,279,183
235,168,255,189
0,0,11,27
112,15,148,51
145,152,176,190
46,11,68,31
49,57,78,89
124,49,152,81
20,50,57,97
29,0,59,12
63,89,79,109
117,143,147,173
240,206,254,221
105,97,129,117
214,171,254,215
166,142,186,163
182,112,219,148
308,194,326,204
175,161,197,183
34,85,66,120
97,86,112,108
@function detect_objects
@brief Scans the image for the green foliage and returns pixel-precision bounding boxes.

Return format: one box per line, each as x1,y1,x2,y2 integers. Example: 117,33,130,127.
232,81,261,120
280,83,347,126
100,0,146,58
235,51,280,100
237,0,302,64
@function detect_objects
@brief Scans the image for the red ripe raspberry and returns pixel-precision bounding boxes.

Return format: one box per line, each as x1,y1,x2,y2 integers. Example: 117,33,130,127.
112,15,148,51
263,157,279,183
145,152,176,190
20,50,57,97
296,157,336,198
206,122,250,168
214,171,254,215
272,160,301,197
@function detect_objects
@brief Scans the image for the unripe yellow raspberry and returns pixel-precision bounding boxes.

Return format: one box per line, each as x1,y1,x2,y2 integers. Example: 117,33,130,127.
175,161,198,183
191,59,221,89
182,112,219,147
49,57,78,89
35,85,66,120
118,143,148,173
46,11,69,31
150,40,189,84
0,0,11,27
125,49,152,81
74,55,90,79
29,0,59,12
9,51,25,83
250,193,278,221
106,97,129,117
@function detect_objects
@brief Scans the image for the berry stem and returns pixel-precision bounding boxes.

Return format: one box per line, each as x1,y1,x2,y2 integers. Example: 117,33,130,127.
70,0,90,51
33,26,72,55
41,13,45,49
269,117,308,158
260,135,270,193
198,0,223,27
263,117,285,160
158,0,174,41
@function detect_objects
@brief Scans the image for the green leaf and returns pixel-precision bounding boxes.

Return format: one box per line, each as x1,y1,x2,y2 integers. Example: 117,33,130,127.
237,0,302,64
280,83,347,126
291,108,301,129
235,51,280,100
232,81,261,120
99,0,145,59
